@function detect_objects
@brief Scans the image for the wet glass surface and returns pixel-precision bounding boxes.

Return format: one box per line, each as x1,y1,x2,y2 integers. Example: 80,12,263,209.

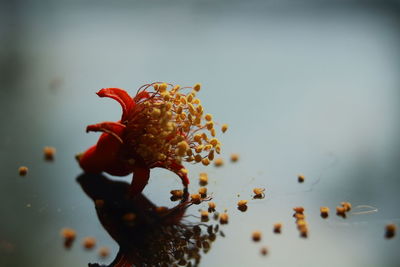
1,0,400,266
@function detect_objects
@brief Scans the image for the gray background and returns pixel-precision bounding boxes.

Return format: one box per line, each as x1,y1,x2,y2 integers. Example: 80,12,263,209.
1,0,400,266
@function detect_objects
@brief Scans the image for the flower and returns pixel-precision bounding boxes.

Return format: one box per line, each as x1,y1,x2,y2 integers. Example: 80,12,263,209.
78,82,223,195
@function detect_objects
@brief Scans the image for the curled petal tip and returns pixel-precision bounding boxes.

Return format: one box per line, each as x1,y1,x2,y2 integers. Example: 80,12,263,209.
96,88,135,120
86,122,126,143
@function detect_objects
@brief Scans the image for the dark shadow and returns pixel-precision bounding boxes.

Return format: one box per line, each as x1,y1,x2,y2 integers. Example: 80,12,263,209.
76,173,220,267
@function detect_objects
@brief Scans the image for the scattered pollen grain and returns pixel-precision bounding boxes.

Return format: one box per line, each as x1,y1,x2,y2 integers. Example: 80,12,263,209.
252,231,262,242
385,224,396,239
219,213,229,224
214,158,224,167
43,146,56,161
98,247,110,258
320,207,329,219
18,166,28,176
82,237,96,250
230,153,239,162
273,223,282,234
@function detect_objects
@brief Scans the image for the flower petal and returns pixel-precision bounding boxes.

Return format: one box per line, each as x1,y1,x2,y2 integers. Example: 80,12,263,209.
79,145,101,173
97,88,135,121
80,122,126,174
86,121,126,143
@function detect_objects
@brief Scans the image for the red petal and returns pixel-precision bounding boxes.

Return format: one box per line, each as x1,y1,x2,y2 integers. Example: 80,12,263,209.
86,121,126,143
97,88,135,121
79,132,122,173
80,121,125,174
79,145,101,173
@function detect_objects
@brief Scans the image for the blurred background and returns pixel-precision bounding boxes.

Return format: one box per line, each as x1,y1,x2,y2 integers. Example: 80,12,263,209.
1,0,400,266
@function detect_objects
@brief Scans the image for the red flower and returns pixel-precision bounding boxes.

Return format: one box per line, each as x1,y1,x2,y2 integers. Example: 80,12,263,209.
78,83,224,195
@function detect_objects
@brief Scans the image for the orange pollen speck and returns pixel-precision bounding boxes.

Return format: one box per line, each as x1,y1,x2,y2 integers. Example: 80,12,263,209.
18,166,28,176
82,237,96,250
43,146,56,161
219,213,229,224
252,231,262,242
98,247,110,258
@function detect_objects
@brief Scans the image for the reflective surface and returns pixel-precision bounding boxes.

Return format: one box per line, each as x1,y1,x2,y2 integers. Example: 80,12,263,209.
1,0,400,266
77,173,217,267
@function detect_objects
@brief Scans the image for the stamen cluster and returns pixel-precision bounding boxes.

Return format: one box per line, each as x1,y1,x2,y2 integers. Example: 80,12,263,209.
127,83,224,169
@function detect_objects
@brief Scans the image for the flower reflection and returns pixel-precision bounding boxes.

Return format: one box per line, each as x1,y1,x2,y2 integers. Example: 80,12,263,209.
77,173,220,267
